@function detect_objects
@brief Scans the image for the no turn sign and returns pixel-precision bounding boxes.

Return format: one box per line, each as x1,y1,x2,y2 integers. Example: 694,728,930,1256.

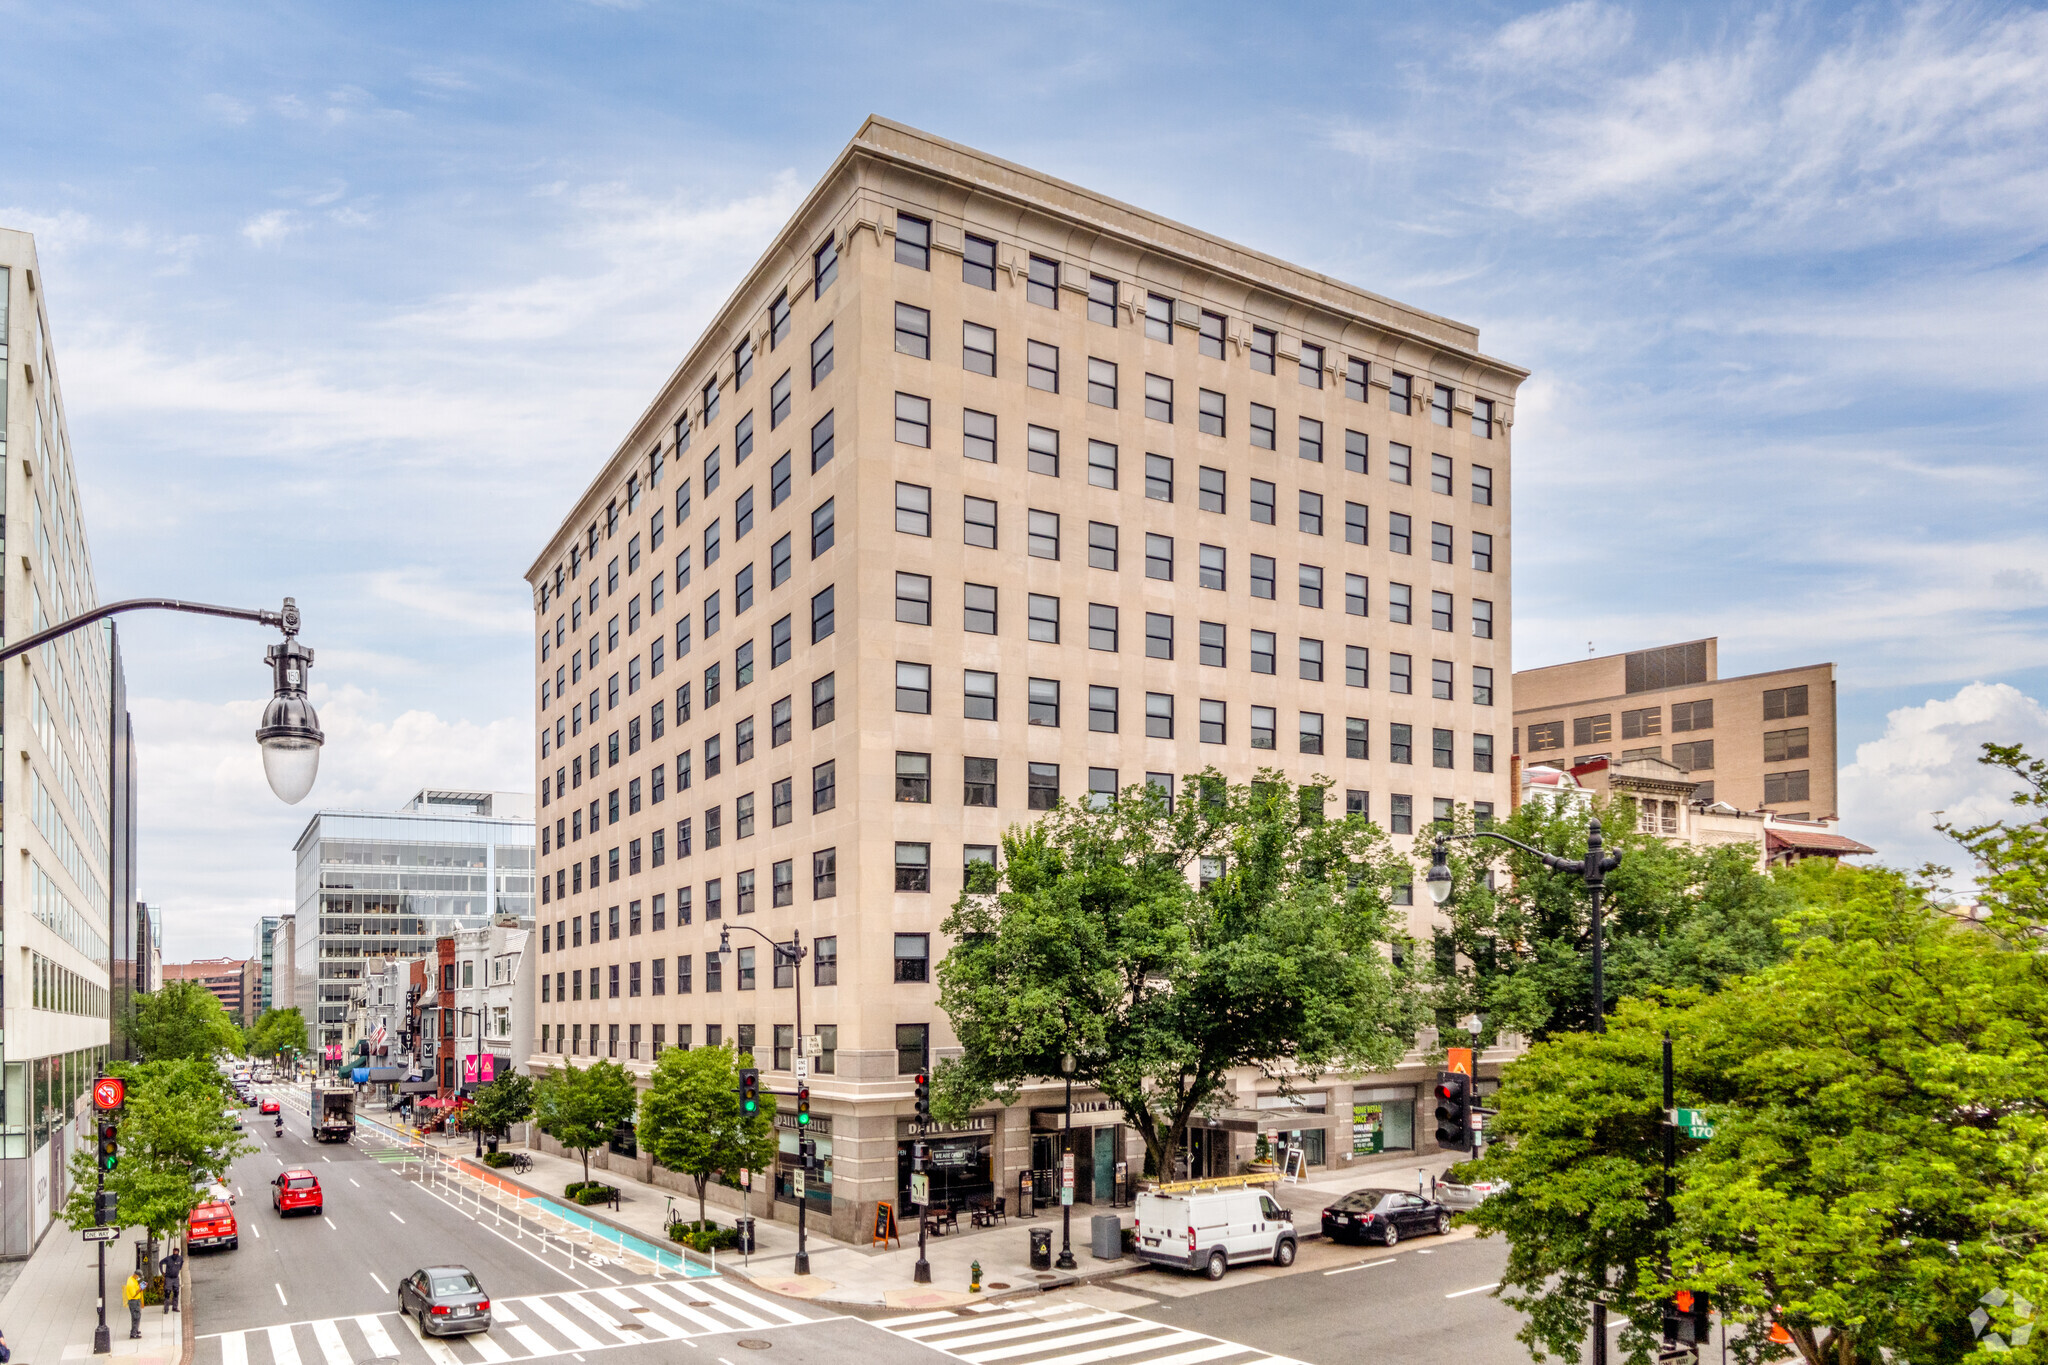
93,1077,125,1111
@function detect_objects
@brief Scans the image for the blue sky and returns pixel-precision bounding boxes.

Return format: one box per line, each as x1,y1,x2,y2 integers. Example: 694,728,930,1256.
6,0,2044,957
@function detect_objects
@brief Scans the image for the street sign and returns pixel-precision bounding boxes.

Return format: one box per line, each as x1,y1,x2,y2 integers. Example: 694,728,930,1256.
801,1034,821,1058
82,1226,120,1243
92,1077,125,1111
793,1057,808,1081
1671,1108,1715,1139
793,1171,806,1199
1061,1151,1075,1206
1446,1047,1473,1077
910,1171,928,1206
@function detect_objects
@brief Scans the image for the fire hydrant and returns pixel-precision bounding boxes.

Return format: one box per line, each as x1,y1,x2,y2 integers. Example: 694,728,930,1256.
970,1260,982,1293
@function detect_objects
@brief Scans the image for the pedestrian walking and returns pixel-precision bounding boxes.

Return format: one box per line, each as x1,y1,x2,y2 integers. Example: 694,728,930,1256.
159,1247,184,1312
123,1270,144,1337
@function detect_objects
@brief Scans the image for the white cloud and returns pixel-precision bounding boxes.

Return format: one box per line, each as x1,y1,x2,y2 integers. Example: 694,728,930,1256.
1839,682,2048,883
1479,1,1634,69
240,209,297,247
134,685,530,959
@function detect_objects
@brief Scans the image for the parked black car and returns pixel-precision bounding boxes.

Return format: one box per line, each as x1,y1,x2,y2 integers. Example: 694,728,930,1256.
1320,1188,1450,1246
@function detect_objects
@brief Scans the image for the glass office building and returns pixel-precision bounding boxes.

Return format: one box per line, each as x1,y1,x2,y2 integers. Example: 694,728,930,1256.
291,790,534,1057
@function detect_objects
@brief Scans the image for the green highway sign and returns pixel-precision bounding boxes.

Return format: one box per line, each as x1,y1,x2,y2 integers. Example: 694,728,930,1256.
1671,1108,1715,1139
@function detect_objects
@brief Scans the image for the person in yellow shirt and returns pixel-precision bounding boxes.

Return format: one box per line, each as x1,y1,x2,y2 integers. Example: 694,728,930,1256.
123,1270,144,1338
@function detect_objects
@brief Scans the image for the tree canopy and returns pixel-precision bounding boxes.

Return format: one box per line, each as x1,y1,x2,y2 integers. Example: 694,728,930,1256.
533,1059,638,1186
935,769,1427,1176
637,1043,777,1226
460,1073,535,1144
125,980,245,1062
63,1059,254,1239
247,1008,310,1061
1428,793,1796,1043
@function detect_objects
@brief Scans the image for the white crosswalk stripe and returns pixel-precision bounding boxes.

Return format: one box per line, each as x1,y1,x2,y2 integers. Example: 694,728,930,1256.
198,1277,825,1365
877,1302,1298,1365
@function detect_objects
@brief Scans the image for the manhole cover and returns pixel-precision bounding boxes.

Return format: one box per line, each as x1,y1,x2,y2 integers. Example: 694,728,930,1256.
987,1283,1010,1290
688,1300,714,1308
1033,1273,1057,1281
737,1340,774,1351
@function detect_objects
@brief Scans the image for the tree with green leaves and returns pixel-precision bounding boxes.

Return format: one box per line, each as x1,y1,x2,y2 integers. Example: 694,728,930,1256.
125,980,245,1063
1462,855,2048,1365
1937,741,2048,932
247,1008,310,1063
459,1073,535,1149
935,769,1427,1177
62,1059,255,1241
533,1059,638,1187
1427,794,1796,1044
637,1043,778,1227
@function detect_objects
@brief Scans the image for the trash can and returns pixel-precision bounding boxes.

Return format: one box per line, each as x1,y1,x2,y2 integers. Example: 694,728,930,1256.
734,1217,756,1255
1090,1213,1123,1261
1029,1226,1052,1270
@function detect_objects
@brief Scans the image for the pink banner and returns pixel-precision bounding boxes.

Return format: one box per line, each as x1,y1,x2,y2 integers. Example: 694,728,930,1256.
463,1054,495,1085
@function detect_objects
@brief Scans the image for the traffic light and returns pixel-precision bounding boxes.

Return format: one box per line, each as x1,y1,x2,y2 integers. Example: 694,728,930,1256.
1665,1289,1710,1345
738,1068,759,1116
796,1085,810,1127
95,1190,118,1225
913,1072,930,1118
799,1137,817,1170
1432,1070,1471,1150
97,1119,120,1172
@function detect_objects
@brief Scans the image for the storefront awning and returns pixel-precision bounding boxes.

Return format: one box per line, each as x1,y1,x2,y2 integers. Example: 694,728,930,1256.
1190,1107,1331,1134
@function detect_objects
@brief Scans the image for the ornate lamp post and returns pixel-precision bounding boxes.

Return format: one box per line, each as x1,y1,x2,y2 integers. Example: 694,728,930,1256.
717,925,811,1274
1055,1051,1078,1270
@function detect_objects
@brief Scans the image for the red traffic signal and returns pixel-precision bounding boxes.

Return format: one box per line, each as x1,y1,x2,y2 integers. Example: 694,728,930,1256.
913,1072,931,1117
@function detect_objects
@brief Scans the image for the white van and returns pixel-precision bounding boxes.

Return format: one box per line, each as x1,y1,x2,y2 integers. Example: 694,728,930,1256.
1132,1187,1296,1279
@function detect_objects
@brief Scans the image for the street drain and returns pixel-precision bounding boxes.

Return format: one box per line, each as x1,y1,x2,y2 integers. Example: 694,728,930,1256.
987,1283,1011,1290
1033,1273,1057,1281
737,1339,774,1350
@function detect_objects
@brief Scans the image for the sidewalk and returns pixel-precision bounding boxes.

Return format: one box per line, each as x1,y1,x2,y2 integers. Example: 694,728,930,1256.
0,1225,186,1365
453,1131,1460,1309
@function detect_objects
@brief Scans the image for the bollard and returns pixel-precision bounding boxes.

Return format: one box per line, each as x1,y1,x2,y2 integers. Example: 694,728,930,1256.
970,1260,982,1293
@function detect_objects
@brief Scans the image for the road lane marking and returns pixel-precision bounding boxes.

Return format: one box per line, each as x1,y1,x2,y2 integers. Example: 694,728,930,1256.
1446,1282,1500,1298
468,1332,513,1363
516,1295,605,1350
324,1217,336,1230
349,1179,360,1187
253,1226,262,1239
965,1320,1156,1362
390,1210,406,1223
632,1284,733,1335
509,1325,552,1357
1128,1345,1246,1365
559,1292,641,1342
1324,1257,1398,1275
311,1318,351,1365
494,1302,520,1323
220,1328,250,1365
694,1278,810,1327
369,1272,388,1293
398,1313,463,1365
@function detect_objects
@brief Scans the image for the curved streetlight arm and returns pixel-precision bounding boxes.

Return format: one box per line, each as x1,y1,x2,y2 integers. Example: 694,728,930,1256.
0,596,297,665
1432,828,1583,876
717,922,805,964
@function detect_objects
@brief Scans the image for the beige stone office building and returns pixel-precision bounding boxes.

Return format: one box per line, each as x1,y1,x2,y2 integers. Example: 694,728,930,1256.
1513,638,1838,818
524,119,1524,1241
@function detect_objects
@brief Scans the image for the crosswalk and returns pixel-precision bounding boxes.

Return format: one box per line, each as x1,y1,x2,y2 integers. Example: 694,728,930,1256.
202,1276,818,1365
879,1301,1303,1365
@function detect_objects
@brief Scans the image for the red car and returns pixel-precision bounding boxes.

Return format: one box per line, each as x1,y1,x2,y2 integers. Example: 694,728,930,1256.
188,1200,238,1250
259,1100,281,1115
273,1169,322,1216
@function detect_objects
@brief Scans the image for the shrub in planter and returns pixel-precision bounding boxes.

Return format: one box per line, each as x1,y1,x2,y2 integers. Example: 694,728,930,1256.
565,1180,615,1202
667,1219,741,1252
481,1151,516,1169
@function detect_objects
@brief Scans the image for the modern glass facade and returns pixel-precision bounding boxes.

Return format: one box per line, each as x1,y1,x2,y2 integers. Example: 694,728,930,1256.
252,915,281,1015
291,794,534,1055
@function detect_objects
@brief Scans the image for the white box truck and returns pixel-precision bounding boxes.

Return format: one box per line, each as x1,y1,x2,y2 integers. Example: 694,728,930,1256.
1131,1186,1296,1280
311,1084,355,1142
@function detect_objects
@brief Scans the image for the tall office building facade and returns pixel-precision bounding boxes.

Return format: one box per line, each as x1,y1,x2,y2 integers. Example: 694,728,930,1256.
291,790,535,1059
253,915,283,1016
0,228,137,1256
525,120,1524,1239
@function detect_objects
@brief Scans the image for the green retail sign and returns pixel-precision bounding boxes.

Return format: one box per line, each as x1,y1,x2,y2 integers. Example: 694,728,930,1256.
1671,1108,1715,1139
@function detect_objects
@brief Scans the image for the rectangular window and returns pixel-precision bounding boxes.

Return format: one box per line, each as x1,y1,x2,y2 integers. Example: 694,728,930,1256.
813,237,837,296
964,669,997,720
1087,359,1118,410
1087,273,1116,324
894,302,931,358
1199,309,1225,358
772,779,792,828
1300,563,1323,607
1027,425,1059,479
810,584,834,641
771,695,791,746
1472,464,1494,505
1474,733,1495,773
1088,685,1119,733
897,1023,929,1075
1472,397,1494,438
1251,630,1276,675
1431,383,1454,426
964,756,997,807
1389,512,1412,556
1389,442,1412,485
1672,739,1717,772
1027,341,1058,393
1763,727,1811,762
1088,521,1118,570
1251,705,1276,750
1763,685,1810,720
1671,699,1714,731
1343,430,1369,476
1433,658,1454,700
1028,509,1059,559
1145,533,1173,581
1390,722,1414,766
963,582,997,634
1199,543,1225,590
895,481,932,536
769,290,790,349
1250,403,1276,450
1433,728,1455,769
1474,666,1495,706
896,661,932,714
1145,291,1173,342
1340,644,1366,687
1299,342,1324,388
1299,490,1324,535
1028,593,1060,643
1390,653,1413,695
1199,465,1224,512
1345,357,1369,402
769,453,791,510
1473,531,1494,572
1251,554,1276,600
812,672,835,727
770,534,791,589
810,322,834,385
1432,590,1454,632
1299,417,1324,463
1573,714,1614,746
1028,678,1060,727
893,843,931,894
1300,637,1324,681
964,234,996,290
928,324,983,393
1389,582,1412,624
896,571,932,625
1527,720,1564,752
1250,479,1276,525
810,410,835,472
736,412,754,465
1250,326,1275,374
1145,373,1173,423
963,494,997,548
1088,602,1119,652
1473,599,1494,639
812,760,836,812
1432,453,1453,496
895,212,930,268
1346,715,1370,760
1763,770,1810,804
1389,794,1413,835
1145,453,1173,502
1145,612,1173,660
896,751,931,803
1144,691,1174,738
1199,698,1226,744
1027,762,1059,810
1027,255,1058,307
895,392,931,447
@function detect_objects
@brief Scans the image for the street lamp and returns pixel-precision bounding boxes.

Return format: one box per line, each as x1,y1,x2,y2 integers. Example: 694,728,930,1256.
1056,1051,1078,1270
0,595,324,805
716,925,812,1275
1424,818,1623,1033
